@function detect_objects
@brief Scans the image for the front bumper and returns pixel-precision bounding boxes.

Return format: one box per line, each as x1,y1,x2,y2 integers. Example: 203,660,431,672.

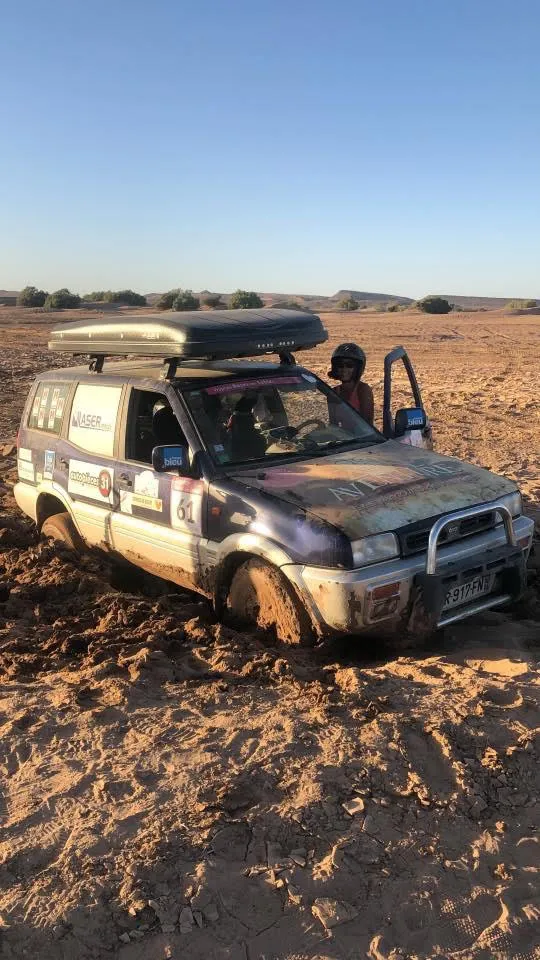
283,511,534,637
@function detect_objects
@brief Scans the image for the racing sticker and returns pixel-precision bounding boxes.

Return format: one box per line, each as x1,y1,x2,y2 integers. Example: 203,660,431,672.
67,459,114,504
170,477,203,535
47,387,61,430
37,387,50,429
131,470,163,512
68,384,122,457
18,447,33,463
31,394,41,422
17,458,35,482
43,450,56,480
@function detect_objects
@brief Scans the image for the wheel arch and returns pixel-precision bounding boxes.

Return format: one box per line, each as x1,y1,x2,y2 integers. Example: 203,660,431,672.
212,534,296,615
36,490,73,531
212,534,320,637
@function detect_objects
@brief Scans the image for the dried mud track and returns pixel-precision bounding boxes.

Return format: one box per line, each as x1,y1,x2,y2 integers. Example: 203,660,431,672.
0,309,539,960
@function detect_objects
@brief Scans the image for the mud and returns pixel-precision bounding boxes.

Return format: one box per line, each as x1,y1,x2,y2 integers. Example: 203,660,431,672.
0,308,538,960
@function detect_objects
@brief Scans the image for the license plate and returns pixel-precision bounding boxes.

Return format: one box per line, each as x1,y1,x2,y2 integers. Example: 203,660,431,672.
443,574,495,611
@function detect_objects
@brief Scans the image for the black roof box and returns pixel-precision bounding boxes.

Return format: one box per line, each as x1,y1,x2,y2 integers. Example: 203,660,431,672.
48,308,327,361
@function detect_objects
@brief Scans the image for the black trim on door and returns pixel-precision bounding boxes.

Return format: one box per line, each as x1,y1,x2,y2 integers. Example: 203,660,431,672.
383,346,424,437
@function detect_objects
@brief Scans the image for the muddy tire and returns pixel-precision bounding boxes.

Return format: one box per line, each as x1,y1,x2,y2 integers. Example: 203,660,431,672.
41,512,84,551
227,557,314,646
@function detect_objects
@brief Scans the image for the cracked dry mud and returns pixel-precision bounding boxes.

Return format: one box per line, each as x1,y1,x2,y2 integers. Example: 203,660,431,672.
0,308,538,960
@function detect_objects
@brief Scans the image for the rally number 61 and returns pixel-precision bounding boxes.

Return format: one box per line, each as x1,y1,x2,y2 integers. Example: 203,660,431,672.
176,499,194,523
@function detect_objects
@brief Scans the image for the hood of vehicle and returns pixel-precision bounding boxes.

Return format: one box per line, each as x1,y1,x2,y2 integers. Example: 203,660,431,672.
234,441,517,540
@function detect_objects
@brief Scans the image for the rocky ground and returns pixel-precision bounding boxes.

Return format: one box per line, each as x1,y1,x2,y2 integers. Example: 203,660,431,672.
0,308,538,960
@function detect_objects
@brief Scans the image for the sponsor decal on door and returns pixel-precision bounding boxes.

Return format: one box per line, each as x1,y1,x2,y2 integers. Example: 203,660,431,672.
67,459,115,504
68,385,122,457
132,470,163,512
43,450,56,480
17,459,35,482
120,470,164,514
170,477,203,535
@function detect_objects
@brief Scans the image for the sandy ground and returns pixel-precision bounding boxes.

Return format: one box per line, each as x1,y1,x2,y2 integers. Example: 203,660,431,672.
0,307,538,960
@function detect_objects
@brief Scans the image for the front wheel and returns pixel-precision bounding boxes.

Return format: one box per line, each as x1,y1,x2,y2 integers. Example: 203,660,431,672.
226,557,314,646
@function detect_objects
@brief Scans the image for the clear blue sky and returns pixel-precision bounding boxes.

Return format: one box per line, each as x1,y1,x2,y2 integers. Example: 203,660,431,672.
2,0,539,298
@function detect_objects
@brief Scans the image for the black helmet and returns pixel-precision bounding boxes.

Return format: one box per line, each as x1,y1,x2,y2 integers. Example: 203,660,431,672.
329,343,366,379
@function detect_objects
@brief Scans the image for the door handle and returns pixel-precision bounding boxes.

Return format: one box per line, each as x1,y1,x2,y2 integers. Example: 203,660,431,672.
59,457,69,469
119,473,133,487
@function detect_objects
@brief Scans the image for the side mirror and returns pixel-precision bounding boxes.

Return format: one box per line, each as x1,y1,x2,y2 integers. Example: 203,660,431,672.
151,444,190,474
394,407,427,437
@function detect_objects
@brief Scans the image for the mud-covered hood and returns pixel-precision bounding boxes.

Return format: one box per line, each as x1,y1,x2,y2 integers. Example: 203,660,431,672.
235,441,517,540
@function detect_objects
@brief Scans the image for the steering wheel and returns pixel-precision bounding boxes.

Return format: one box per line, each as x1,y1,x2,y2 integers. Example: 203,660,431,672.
295,418,326,434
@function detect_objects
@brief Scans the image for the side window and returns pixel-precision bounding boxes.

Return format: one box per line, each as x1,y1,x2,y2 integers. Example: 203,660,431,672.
389,359,418,421
68,384,122,457
126,389,188,465
27,381,71,435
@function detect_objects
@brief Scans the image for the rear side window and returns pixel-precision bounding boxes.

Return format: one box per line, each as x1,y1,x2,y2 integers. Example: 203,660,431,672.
68,384,122,457
27,381,71,435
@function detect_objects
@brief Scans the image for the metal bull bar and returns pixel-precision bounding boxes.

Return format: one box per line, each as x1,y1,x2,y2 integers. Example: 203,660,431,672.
410,501,524,629
426,502,517,575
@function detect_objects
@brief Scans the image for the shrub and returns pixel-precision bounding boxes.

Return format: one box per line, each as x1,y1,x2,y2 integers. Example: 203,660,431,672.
44,288,81,310
337,297,359,311
83,290,147,305
106,290,146,306
506,298,537,309
230,290,263,309
203,295,224,308
386,302,400,312
83,291,107,302
156,289,180,310
416,296,452,314
172,289,200,311
17,286,48,307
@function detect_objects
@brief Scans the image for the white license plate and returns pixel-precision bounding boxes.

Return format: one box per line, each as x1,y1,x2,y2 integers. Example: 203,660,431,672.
443,574,495,611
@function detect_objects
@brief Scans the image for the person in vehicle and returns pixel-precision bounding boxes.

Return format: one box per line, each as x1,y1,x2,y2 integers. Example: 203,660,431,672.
328,343,374,425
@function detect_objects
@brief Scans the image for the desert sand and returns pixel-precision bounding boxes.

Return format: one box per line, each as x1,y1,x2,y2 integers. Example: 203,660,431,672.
0,307,538,960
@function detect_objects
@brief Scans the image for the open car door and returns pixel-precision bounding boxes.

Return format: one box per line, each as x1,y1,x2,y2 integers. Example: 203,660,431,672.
382,346,433,449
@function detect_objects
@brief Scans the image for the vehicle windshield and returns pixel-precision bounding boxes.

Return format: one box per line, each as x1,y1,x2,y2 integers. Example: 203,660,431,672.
182,372,381,466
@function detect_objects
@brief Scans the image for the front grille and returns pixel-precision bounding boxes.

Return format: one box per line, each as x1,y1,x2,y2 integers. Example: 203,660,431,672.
399,510,497,556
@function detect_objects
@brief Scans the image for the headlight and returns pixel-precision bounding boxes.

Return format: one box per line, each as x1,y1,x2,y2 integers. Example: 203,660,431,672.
498,491,522,518
351,532,399,568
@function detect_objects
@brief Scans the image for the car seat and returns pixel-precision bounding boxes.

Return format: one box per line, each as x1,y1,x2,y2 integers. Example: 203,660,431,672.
227,396,267,461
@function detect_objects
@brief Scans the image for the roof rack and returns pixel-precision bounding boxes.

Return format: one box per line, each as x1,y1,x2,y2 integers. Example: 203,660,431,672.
48,308,327,376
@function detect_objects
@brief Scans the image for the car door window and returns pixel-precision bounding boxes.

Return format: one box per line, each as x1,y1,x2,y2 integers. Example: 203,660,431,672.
388,359,418,426
125,389,188,465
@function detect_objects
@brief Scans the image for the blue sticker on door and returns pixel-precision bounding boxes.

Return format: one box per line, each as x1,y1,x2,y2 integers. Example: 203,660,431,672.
44,450,56,480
